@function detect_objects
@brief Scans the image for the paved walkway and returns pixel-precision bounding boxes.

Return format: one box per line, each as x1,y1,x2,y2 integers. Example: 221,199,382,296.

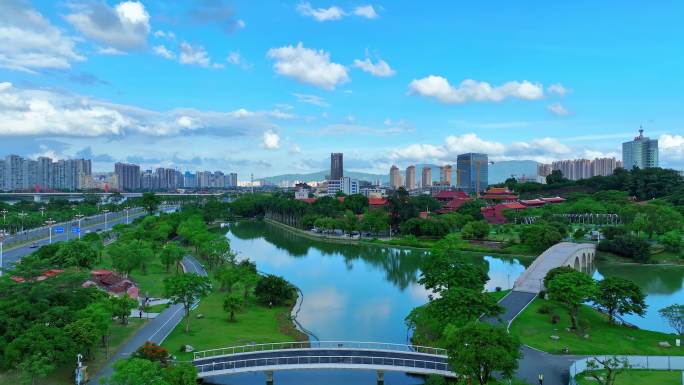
88,256,207,384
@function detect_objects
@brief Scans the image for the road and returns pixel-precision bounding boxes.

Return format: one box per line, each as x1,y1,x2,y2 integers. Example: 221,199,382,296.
89,255,208,384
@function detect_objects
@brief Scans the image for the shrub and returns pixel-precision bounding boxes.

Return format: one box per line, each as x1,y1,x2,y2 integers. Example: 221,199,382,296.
461,220,490,240
551,314,560,324
537,304,554,315
255,274,295,306
598,234,650,262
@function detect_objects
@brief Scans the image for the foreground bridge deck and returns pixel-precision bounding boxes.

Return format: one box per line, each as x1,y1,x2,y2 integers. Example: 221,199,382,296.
192,341,453,379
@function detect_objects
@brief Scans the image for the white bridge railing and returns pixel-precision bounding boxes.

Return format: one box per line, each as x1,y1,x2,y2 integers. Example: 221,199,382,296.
193,341,447,360
195,355,451,375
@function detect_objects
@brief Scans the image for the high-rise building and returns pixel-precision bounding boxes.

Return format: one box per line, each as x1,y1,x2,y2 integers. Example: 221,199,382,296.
547,157,621,181
421,166,432,188
114,162,141,191
439,164,452,186
330,153,343,180
389,165,401,189
537,163,552,178
229,173,238,188
327,177,359,196
457,153,488,193
622,128,658,169
405,165,416,190
592,158,620,177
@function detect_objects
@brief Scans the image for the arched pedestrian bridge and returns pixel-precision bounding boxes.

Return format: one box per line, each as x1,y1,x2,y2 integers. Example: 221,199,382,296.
192,341,454,381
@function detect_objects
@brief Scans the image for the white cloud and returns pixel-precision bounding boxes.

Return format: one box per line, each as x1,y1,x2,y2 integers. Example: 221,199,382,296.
226,51,251,69
547,83,569,97
267,42,349,90
179,42,211,67
389,133,574,164
353,5,378,19
296,2,347,21
660,134,684,161
408,76,545,104
0,0,84,72
0,82,284,138
66,1,150,52
153,45,175,60
262,130,280,150
97,47,126,55
236,19,246,29
293,93,330,107
153,30,175,40
547,102,570,116
353,57,395,77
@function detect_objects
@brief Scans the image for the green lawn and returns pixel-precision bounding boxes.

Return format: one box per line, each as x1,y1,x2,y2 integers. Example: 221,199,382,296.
145,303,169,313
576,369,682,385
0,319,147,385
162,288,307,361
489,289,511,302
510,298,684,355
93,252,177,298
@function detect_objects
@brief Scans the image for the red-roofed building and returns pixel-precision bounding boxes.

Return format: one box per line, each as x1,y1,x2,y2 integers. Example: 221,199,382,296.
481,187,519,203
297,198,317,204
419,211,429,219
520,199,547,207
368,198,388,208
481,202,527,224
540,196,566,204
89,270,139,299
436,196,472,214
433,190,469,202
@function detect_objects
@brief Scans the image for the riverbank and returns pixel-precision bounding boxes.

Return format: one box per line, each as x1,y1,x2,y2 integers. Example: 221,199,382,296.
509,298,684,356
263,218,536,260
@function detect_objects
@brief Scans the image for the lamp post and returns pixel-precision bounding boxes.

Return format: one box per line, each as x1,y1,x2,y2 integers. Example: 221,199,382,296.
39,206,45,217
75,214,84,239
0,230,5,277
18,211,27,239
45,219,56,244
102,209,110,231
538,373,544,385
124,206,130,225
0,209,7,224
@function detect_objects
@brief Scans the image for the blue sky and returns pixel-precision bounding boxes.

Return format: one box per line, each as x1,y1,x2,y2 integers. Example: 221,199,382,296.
1,0,683,178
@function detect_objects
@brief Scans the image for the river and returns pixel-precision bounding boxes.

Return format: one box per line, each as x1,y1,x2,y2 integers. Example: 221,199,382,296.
210,220,684,385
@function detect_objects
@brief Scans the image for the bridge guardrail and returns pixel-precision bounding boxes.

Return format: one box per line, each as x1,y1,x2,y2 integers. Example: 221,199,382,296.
195,355,450,374
568,355,684,385
193,341,447,360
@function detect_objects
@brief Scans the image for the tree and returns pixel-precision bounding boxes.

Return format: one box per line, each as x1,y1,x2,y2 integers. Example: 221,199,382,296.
110,294,138,325
443,323,521,385
141,192,161,215
254,274,294,306
585,356,631,385
108,242,141,277
341,210,358,235
55,240,97,269
630,212,648,237
162,363,197,385
359,209,389,236
160,243,185,273
520,222,563,252
64,319,101,359
164,273,212,333
546,169,568,184
17,353,55,385
661,230,682,252
456,200,485,220
659,304,684,335
216,264,242,293
343,194,369,214
223,294,244,321
419,235,489,294
547,270,596,330
133,342,169,364
107,358,166,385
595,277,647,324
460,220,490,240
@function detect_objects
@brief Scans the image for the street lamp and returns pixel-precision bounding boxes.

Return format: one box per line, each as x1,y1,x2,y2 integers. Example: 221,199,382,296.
39,206,45,217
124,206,130,225
75,214,84,239
0,209,7,224
538,373,544,385
17,211,27,239
102,209,110,231
45,219,56,244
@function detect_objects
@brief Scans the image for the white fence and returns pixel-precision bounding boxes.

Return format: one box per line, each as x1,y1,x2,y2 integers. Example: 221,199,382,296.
569,356,684,384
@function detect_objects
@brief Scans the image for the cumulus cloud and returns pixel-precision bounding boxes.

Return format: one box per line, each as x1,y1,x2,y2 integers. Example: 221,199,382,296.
353,5,379,19
66,1,150,52
547,83,569,97
547,102,570,116
179,42,211,67
267,42,349,90
0,82,287,138
408,76,545,104
153,30,175,40
353,57,395,77
660,134,684,163
296,2,346,21
262,130,280,150
226,51,251,69
388,133,574,164
153,44,175,59
293,93,329,107
187,0,245,33
0,0,84,72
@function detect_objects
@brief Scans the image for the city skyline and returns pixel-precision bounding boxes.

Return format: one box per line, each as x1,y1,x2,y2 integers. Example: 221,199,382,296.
1,1,684,177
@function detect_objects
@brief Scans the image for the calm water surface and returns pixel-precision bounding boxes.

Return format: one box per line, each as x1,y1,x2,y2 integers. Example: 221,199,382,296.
211,220,684,385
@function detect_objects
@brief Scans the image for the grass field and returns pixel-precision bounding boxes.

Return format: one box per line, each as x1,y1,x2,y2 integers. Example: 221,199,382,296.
576,369,682,385
162,286,307,361
490,289,512,302
510,298,684,355
0,319,147,385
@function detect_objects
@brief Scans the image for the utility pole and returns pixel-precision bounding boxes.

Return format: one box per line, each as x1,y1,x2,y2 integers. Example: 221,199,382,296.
124,206,130,224
18,211,27,239
45,219,56,244
75,214,84,239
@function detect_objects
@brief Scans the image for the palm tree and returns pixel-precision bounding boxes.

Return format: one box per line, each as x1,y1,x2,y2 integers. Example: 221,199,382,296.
223,294,244,322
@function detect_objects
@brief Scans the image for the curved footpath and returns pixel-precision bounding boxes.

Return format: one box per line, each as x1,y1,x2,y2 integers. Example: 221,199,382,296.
88,255,208,384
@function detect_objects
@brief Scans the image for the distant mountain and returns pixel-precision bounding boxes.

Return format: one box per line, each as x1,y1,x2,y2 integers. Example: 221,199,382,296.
261,170,388,185
489,160,539,184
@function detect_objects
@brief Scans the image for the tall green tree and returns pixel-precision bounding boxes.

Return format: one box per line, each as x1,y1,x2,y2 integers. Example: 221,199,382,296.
141,192,161,215
107,358,166,385
222,294,244,322
164,273,212,333
160,243,185,273
55,240,98,269
595,277,647,324
254,274,294,306
110,294,138,325
443,323,521,385
547,270,597,330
